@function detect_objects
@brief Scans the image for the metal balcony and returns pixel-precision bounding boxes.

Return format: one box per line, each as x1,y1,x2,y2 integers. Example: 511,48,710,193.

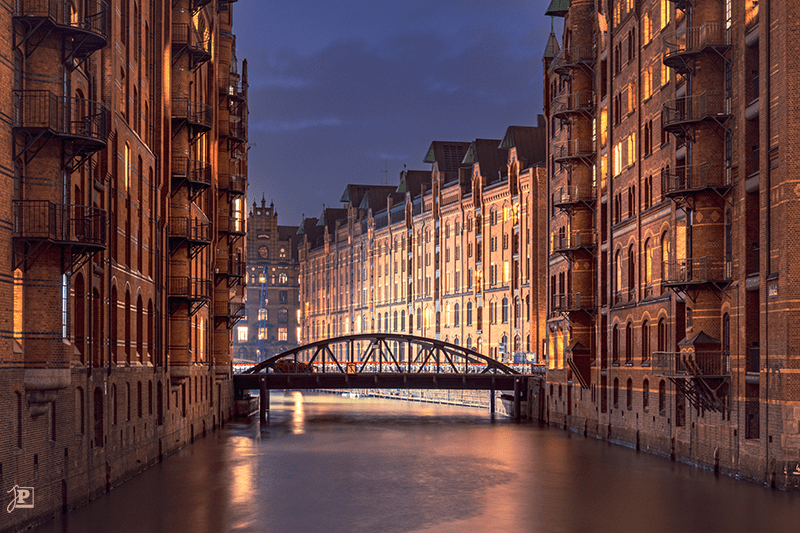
14,0,109,61
168,217,211,258
663,256,733,287
171,157,211,199
551,230,594,255
662,162,731,197
653,350,730,413
552,138,594,165
663,22,731,73
550,44,595,76
552,185,595,210
14,90,108,158
13,200,107,270
662,92,730,135
215,256,245,287
220,117,246,144
168,276,211,316
172,96,212,138
219,75,246,102
172,23,211,70
218,215,246,236
551,293,595,314
218,173,247,196
552,91,595,122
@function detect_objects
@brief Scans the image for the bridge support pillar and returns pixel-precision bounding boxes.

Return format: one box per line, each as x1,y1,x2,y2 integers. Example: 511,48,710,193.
259,375,269,424
490,384,495,415
514,378,521,421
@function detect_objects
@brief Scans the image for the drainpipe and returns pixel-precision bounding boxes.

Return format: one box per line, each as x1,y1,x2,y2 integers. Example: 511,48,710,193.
763,0,772,484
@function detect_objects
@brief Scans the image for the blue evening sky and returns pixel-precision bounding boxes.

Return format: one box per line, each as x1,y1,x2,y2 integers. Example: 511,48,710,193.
233,0,561,226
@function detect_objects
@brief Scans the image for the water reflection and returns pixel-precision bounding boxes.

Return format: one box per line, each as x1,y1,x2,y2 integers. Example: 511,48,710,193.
32,392,800,533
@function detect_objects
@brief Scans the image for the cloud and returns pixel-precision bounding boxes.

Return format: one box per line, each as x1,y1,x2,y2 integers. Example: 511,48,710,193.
235,0,556,225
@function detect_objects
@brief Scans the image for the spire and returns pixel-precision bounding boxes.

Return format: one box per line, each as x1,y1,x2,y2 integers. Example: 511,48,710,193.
543,23,561,59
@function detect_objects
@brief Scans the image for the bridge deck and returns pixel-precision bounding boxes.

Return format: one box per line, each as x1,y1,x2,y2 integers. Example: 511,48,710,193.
234,372,526,391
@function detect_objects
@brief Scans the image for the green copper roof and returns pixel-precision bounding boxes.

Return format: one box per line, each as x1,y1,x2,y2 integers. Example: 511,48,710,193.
543,31,561,59
545,0,569,17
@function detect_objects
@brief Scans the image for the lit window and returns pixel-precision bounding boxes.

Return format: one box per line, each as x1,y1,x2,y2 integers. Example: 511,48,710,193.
278,328,288,341
237,326,248,343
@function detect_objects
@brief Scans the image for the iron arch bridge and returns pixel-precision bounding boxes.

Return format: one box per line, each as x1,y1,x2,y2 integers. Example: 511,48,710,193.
233,334,533,417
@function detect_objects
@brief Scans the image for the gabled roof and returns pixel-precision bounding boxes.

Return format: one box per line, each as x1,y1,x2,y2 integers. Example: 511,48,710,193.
462,139,506,184
423,141,470,174
545,0,569,17
500,123,548,168
317,207,348,228
340,184,396,210
397,169,430,197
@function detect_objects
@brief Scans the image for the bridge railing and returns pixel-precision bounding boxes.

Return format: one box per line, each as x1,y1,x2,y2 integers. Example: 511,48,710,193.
242,333,528,376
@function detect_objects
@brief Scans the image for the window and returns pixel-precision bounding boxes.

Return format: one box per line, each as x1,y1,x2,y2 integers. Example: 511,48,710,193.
643,379,650,410
626,378,633,409
454,303,460,327
658,380,666,414
278,328,288,341
279,273,288,284
279,291,288,303
642,320,650,363
502,297,509,323
278,308,288,324
613,378,619,409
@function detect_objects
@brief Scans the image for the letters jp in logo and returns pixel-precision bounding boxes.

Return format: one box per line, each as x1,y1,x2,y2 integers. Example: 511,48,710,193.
6,485,34,513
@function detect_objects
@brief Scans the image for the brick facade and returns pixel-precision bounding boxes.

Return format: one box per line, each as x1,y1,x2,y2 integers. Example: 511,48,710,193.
543,0,800,489
297,125,548,375
2,1,248,530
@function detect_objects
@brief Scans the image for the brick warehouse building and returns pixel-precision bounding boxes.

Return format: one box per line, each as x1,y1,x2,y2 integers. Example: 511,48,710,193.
298,124,549,375
542,0,800,488
2,1,248,529
235,198,302,364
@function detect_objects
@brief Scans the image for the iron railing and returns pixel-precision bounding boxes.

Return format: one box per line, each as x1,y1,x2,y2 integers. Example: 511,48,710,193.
168,277,211,300
168,217,212,243
218,173,247,194
551,230,594,253
553,138,594,162
662,161,730,194
14,0,109,42
664,256,733,284
171,96,212,130
662,91,728,128
14,90,108,143
663,21,731,60
13,200,106,247
552,293,594,312
553,184,595,206
653,350,730,377
172,157,212,187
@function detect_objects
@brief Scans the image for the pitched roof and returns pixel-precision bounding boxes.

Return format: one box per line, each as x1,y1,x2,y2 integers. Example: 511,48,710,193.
500,122,548,168
545,0,569,17
462,138,507,184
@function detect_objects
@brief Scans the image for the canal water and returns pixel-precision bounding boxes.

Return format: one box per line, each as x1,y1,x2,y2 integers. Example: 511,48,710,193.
34,392,798,533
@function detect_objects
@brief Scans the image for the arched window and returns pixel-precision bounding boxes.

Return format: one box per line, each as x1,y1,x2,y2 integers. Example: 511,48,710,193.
466,336,472,349
625,323,633,363
661,232,670,289
279,273,288,284
502,297,509,323
613,378,619,408
384,313,389,332
657,317,667,352
74,274,86,362
400,310,405,331
124,288,132,363
424,307,432,329
643,378,650,410
136,294,144,362
466,301,473,326
658,379,666,414
644,239,653,293
393,311,398,331
642,319,650,363
416,308,422,330
454,337,460,346
628,244,636,298
444,303,451,327
111,285,118,362
626,378,633,409
612,324,620,363
376,313,382,332
147,299,154,362
453,303,460,327
278,308,288,324
614,249,622,302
